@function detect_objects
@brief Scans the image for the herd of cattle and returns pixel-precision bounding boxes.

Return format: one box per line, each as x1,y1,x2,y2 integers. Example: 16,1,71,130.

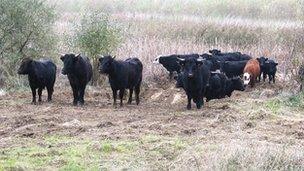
153,49,278,109
17,49,279,110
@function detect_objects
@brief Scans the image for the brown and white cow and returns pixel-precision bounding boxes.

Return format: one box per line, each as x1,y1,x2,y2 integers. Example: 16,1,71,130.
243,59,261,87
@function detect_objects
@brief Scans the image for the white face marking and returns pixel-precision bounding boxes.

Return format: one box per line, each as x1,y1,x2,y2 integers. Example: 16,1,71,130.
243,72,250,85
153,56,160,64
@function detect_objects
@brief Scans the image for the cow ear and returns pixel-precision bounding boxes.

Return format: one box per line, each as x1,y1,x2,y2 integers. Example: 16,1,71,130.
275,62,278,66
112,56,116,60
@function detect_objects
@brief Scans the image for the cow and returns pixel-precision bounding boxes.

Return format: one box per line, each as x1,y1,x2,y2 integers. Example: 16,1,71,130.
209,49,252,61
225,77,246,97
60,53,92,106
99,55,143,106
220,60,248,78
200,53,221,71
17,58,56,104
175,57,217,88
257,57,278,84
177,57,210,109
243,59,261,87
256,56,268,82
205,73,245,102
153,54,200,79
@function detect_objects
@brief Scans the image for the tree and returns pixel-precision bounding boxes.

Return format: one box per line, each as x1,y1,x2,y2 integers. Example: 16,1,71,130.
0,0,57,87
75,10,121,85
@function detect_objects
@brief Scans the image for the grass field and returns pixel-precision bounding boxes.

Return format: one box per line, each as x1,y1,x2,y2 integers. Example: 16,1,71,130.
1,0,304,170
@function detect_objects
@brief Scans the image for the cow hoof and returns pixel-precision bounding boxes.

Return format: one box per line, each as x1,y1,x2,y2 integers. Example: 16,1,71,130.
31,102,37,105
73,102,78,106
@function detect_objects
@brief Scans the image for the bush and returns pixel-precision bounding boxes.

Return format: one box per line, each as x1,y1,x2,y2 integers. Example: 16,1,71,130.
0,0,57,88
74,10,121,85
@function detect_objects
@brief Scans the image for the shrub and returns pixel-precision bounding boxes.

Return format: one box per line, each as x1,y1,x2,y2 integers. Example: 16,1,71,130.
0,0,57,88
74,10,121,85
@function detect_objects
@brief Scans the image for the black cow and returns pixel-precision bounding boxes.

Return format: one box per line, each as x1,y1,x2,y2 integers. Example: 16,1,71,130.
257,57,278,84
153,54,200,79
205,72,226,102
175,57,217,88
205,73,245,102
256,56,268,81
200,53,221,71
177,57,210,109
220,60,248,78
18,58,56,104
209,49,252,61
263,60,278,84
225,77,246,97
60,53,92,106
99,55,143,106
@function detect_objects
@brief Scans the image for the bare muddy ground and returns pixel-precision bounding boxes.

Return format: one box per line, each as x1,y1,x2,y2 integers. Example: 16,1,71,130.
0,81,303,170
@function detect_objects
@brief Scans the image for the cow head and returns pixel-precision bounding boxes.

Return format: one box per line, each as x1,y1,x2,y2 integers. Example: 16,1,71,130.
257,56,268,69
60,53,80,75
17,58,33,75
209,49,221,56
177,57,204,78
231,77,245,91
99,55,116,74
243,72,251,86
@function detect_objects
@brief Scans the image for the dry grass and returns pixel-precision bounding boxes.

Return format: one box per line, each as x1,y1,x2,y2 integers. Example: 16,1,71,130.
170,140,304,170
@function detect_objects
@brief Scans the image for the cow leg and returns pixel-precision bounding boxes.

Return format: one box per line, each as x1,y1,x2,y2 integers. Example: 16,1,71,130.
250,78,255,87
112,89,117,106
119,89,125,106
71,85,78,106
258,73,261,82
46,86,53,102
196,97,202,109
268,74,272,84
128,88,133,104
272,74,275,84
79,86,86,106
31,87,37,105
186,94,192,110
135,84,140,105
38,88,43,103
263,72,267,82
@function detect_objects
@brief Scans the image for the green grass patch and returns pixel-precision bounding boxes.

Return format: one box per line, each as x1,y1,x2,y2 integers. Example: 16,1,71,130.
284,92,304,109
265,98,283,114
0,135,189,170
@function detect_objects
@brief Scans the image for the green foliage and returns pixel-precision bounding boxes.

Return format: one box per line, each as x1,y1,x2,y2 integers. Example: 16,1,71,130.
75,10,121,85
0,0,57,88
285,92,304,109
